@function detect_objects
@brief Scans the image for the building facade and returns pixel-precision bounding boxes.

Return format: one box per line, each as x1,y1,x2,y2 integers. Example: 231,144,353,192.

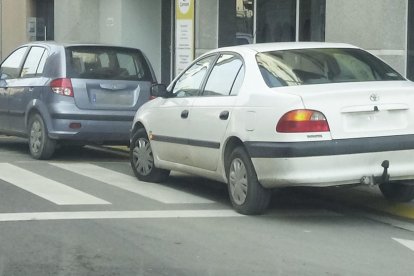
0,0,412,83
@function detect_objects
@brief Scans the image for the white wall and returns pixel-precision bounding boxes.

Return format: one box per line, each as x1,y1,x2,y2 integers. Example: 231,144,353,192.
99,0,122,45
121,0,162,81
54,0,162,80
54,0,100,43
325,0,407,75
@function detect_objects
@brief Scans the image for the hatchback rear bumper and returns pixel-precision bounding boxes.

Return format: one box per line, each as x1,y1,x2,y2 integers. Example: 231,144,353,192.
48,117,132,144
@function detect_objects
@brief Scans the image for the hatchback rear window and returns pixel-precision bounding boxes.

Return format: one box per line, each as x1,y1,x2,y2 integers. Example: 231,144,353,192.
256,48,404,87
65,46,152,81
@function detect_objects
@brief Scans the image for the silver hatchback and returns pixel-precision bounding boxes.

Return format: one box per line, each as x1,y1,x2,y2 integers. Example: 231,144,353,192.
0,42,156,159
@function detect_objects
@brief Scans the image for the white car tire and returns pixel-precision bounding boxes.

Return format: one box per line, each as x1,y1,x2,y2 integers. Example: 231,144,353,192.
130,128,170,183
227,147,271,215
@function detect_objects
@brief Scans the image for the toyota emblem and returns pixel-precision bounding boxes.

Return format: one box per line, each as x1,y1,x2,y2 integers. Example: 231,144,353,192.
370,94,379,102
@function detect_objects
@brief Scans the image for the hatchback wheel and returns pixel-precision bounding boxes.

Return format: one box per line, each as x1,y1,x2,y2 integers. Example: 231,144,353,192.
227,147,271,215
130,128,169,182
28,114,56,160
379,181,414,202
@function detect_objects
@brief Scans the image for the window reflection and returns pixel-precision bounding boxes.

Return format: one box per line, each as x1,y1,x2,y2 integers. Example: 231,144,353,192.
203,55,243,96
173,56,215,97
256,0,296,43
256,48,404,87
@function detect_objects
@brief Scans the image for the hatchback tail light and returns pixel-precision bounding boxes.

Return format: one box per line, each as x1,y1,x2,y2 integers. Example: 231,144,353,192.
50,78,74,97
276,109,330,133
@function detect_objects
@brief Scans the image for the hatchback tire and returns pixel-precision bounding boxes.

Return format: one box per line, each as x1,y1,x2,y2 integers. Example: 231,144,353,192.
379,181,414,202
227,147,271,215
28,114,56,160
130,128,170,183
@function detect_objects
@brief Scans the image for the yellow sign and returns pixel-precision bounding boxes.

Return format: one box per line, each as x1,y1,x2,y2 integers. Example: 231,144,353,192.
176,0,194,20
175,0,195,76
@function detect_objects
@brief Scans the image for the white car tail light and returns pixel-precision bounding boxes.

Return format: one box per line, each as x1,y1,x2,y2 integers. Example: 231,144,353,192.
276,109,330,133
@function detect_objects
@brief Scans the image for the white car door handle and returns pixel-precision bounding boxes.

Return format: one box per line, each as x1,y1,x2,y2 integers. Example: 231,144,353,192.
181,110,189,119
219,111,229,120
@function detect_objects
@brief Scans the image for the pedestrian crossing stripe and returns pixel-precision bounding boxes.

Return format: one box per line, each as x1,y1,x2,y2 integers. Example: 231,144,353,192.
49,163,213,204
0,210,242,222
0,162,213,206
0,163,110,205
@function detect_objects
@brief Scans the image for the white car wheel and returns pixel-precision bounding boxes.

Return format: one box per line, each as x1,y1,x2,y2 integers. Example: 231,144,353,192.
130,128,170,183
227,147,271,215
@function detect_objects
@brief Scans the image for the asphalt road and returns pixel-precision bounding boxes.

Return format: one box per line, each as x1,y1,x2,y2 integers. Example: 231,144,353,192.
0,136,414,276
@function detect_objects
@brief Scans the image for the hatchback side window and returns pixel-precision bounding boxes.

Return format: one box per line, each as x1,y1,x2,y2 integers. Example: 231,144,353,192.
21,47,47,78
0,47,28,79
172,55,216,98
36,49,48,75
203,54,243,96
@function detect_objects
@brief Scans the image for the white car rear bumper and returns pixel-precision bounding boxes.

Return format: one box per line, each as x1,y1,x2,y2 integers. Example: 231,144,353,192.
246,136,414,188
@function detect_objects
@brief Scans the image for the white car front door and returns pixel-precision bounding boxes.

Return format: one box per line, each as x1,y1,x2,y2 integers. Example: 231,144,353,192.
148,55,217,166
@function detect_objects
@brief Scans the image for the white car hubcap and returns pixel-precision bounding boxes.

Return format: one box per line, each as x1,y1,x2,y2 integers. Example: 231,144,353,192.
133,138,153,176
229,158,248,205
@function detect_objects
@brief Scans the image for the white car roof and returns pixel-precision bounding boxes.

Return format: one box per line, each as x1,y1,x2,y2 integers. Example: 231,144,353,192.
208,42,359,54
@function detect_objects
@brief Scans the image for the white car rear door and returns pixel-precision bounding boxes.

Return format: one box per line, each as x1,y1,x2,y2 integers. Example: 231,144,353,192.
188,54,244,171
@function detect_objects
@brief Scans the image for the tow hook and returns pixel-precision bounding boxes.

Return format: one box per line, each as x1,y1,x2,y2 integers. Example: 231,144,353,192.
360,160,390,186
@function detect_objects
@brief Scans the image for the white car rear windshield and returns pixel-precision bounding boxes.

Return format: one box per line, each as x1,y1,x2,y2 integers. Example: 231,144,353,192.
256,48,404,87
65,46,152,81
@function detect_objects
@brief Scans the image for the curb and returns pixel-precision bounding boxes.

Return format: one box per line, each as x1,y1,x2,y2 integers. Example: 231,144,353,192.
104,145,129,153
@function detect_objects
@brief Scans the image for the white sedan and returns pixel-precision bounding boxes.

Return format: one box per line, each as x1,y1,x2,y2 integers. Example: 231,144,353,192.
130,42,414,215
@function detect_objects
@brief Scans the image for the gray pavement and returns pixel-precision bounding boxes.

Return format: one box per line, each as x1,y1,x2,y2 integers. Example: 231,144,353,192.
0,136,413,275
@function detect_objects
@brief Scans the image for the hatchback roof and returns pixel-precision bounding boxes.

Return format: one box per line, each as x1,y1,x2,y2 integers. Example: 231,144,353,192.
22,41,140,50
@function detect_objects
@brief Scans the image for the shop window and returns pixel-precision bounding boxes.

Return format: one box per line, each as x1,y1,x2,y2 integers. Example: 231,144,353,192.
219,1,254,47
219,0,325,46
256,0,296,43
299,0,325,41
33,0,54,40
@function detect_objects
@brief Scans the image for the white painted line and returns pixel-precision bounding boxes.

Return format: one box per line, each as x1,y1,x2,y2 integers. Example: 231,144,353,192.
0,210,243,222
0,163,110,205
50,163,213,204
393,238,414,252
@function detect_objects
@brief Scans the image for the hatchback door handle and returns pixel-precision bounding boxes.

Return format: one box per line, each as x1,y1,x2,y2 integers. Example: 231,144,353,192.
181,110,189,119
219,111,229,120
